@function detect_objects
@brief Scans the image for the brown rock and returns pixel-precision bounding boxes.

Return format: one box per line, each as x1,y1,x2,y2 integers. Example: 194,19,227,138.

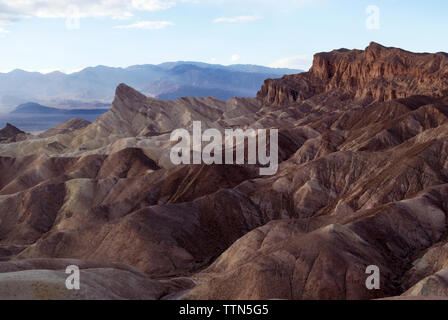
257,42,448,106
2,43,448,300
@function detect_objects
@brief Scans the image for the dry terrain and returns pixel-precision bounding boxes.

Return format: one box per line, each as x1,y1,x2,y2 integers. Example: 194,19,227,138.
1,42,448,299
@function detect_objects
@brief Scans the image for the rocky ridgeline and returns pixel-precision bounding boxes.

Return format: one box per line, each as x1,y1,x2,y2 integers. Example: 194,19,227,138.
0,123,30,143
257,42,448,105
1,43,448,299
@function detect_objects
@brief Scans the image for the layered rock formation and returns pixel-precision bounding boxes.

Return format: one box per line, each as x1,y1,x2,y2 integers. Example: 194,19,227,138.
38,118,91,138
1,43,448,299
258,42,448,105
0,123,29,144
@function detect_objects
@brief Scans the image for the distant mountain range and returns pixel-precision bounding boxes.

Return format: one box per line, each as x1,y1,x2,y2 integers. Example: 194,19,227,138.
11,102,108,115
0,62,301,112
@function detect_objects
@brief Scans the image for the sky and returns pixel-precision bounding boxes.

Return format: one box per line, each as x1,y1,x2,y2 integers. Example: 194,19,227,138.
0,0,447,73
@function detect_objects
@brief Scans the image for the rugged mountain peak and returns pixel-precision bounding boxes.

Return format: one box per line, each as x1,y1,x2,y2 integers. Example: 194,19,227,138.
367,41,386,49
39,118,91,138
364,41,387,57
0,123,28,144
114,83,148,105
258,42,448,106
0,123,24,137
116,83,144,97
109,83,152,123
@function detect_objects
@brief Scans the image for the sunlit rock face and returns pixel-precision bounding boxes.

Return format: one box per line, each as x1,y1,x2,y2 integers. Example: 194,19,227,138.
2,43,448,300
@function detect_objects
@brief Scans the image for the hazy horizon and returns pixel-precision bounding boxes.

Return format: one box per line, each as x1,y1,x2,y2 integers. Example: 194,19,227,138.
0,63,302,77
1,1,448,74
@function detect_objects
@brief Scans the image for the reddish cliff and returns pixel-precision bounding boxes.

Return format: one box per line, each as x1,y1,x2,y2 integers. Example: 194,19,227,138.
258,42,448,105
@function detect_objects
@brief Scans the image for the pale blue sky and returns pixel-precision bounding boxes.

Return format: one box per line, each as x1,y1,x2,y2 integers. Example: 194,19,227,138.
0,0,447,73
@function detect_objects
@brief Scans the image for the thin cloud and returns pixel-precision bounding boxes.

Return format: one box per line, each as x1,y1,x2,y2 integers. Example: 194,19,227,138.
229,54,240,63
114,20,174,30
0,0,175,23
213,15,261,23
187,0,320,12
270,54,313,70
